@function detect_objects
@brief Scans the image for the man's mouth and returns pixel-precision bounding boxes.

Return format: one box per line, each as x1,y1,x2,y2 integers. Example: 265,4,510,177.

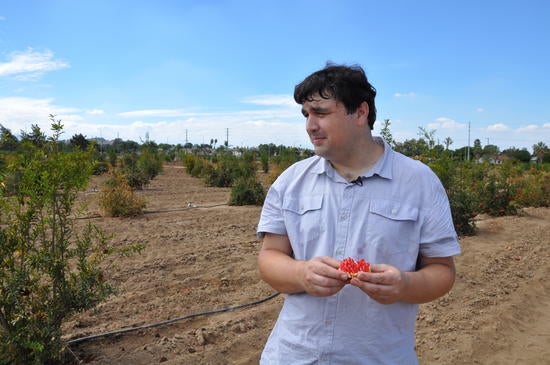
310,135,326,145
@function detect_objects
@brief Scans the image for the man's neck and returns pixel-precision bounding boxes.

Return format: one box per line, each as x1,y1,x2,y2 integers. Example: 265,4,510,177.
329,138,384,182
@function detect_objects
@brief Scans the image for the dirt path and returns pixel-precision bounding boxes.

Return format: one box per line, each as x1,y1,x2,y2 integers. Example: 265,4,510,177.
65,165,550,364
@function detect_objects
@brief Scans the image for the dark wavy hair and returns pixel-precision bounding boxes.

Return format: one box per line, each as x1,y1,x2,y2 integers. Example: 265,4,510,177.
294,63,377,129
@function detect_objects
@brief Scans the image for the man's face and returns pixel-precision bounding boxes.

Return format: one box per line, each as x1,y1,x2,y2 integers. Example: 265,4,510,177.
301,94,359,160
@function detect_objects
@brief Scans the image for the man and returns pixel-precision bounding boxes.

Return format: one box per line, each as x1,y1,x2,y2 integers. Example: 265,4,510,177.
257,64,461,364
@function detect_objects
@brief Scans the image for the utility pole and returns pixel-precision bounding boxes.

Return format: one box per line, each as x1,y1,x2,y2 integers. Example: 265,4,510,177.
226,128,229,147
467,121,471,161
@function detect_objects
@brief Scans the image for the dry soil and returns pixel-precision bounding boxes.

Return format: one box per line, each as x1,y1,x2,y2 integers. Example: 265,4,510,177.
64,164,550,364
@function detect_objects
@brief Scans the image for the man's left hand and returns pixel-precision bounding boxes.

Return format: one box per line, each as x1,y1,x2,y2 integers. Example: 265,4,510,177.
349,264,408,304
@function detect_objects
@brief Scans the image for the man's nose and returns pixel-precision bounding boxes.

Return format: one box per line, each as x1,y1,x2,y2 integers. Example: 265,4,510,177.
306,115,319,132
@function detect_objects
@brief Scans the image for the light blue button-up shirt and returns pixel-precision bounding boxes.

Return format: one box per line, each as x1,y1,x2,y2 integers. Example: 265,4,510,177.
257,139,461,364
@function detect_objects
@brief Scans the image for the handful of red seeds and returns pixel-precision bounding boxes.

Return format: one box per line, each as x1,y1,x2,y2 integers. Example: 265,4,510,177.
339,257,371,278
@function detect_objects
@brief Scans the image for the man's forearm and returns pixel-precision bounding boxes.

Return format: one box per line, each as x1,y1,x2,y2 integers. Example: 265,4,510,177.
401,259,456,304
258,248,305,294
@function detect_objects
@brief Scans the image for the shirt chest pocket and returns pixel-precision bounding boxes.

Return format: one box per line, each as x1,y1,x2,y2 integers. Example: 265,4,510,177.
282,195,324,247
367,201,420,259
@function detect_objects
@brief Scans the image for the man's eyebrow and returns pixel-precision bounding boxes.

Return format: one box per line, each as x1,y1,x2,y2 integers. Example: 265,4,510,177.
311,105,330,113
301,103,331,116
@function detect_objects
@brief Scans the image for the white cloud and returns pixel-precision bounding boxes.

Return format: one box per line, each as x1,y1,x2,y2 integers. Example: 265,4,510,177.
86,109,104,115
516,124,540,132
476,108,485,112
0,16,6,21
428,117,466,130
117,104,306,146
242,94,295,107
514,124,550,135
393,92,416,98
0,96,307,147
119,101,300,122
0,48,69,79
3,95,544,149
486,123,510,132
90,117,307,147
118,109,188,118
0,97,80,132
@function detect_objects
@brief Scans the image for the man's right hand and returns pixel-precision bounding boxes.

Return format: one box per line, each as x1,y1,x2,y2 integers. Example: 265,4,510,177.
298,256,349,297
258,233,348,296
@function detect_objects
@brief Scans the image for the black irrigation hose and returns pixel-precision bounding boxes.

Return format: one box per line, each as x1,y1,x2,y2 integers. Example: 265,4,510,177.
67,292,281,345
69,201,269,345
75,203,229,220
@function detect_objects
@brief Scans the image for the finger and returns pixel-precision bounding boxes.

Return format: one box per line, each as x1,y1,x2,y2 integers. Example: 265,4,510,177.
321,256,342,268
325,268,349,282
350,278,384,297
310,268,348,288
357,271,386,284
317,260,350,281
369,263,388,273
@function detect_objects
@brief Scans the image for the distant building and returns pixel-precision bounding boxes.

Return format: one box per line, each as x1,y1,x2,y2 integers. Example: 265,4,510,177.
477,154,511,165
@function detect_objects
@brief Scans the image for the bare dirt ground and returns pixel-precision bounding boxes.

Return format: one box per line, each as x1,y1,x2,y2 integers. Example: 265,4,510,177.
64,164,550,364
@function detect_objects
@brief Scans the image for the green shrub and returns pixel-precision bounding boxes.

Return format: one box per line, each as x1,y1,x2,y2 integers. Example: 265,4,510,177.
117,148,162,190
479,172,518,216
182,153,196,172
430,160,479,236
92,160,110,175
119,153,148,190
260,152,269,173
203,153,255,188
229,176,266,206
513,169,550,208
447,187,478,236
138,148,163,181
108,149,118,168
189,156,208,178
428,157,454,189
0,118,115,365
98,171,146,217
205,166,232,187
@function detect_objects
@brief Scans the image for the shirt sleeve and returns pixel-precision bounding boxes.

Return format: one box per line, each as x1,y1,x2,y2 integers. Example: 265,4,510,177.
257,183,288,238
419,173,462,257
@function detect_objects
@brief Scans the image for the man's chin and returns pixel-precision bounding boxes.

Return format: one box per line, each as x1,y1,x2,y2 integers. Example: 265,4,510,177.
313,145,329,158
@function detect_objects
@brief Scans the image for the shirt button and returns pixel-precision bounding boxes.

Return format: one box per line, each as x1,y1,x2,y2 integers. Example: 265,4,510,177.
325,320,332,326
340,214,348,221
391,208,397,214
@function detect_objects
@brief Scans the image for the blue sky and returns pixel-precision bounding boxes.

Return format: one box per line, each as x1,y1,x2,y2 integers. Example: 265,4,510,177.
1,0,548,152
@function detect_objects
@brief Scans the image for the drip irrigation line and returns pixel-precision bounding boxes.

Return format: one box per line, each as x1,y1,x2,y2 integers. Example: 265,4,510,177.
75,203,229,220
143,203,228,214
66,292,280,345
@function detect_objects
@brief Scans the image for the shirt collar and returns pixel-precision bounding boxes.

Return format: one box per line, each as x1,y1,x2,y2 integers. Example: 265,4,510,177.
308,137,394,181
366,137,393,180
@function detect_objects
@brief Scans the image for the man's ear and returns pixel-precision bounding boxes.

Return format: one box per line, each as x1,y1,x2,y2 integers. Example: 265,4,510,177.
355,101,370,126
